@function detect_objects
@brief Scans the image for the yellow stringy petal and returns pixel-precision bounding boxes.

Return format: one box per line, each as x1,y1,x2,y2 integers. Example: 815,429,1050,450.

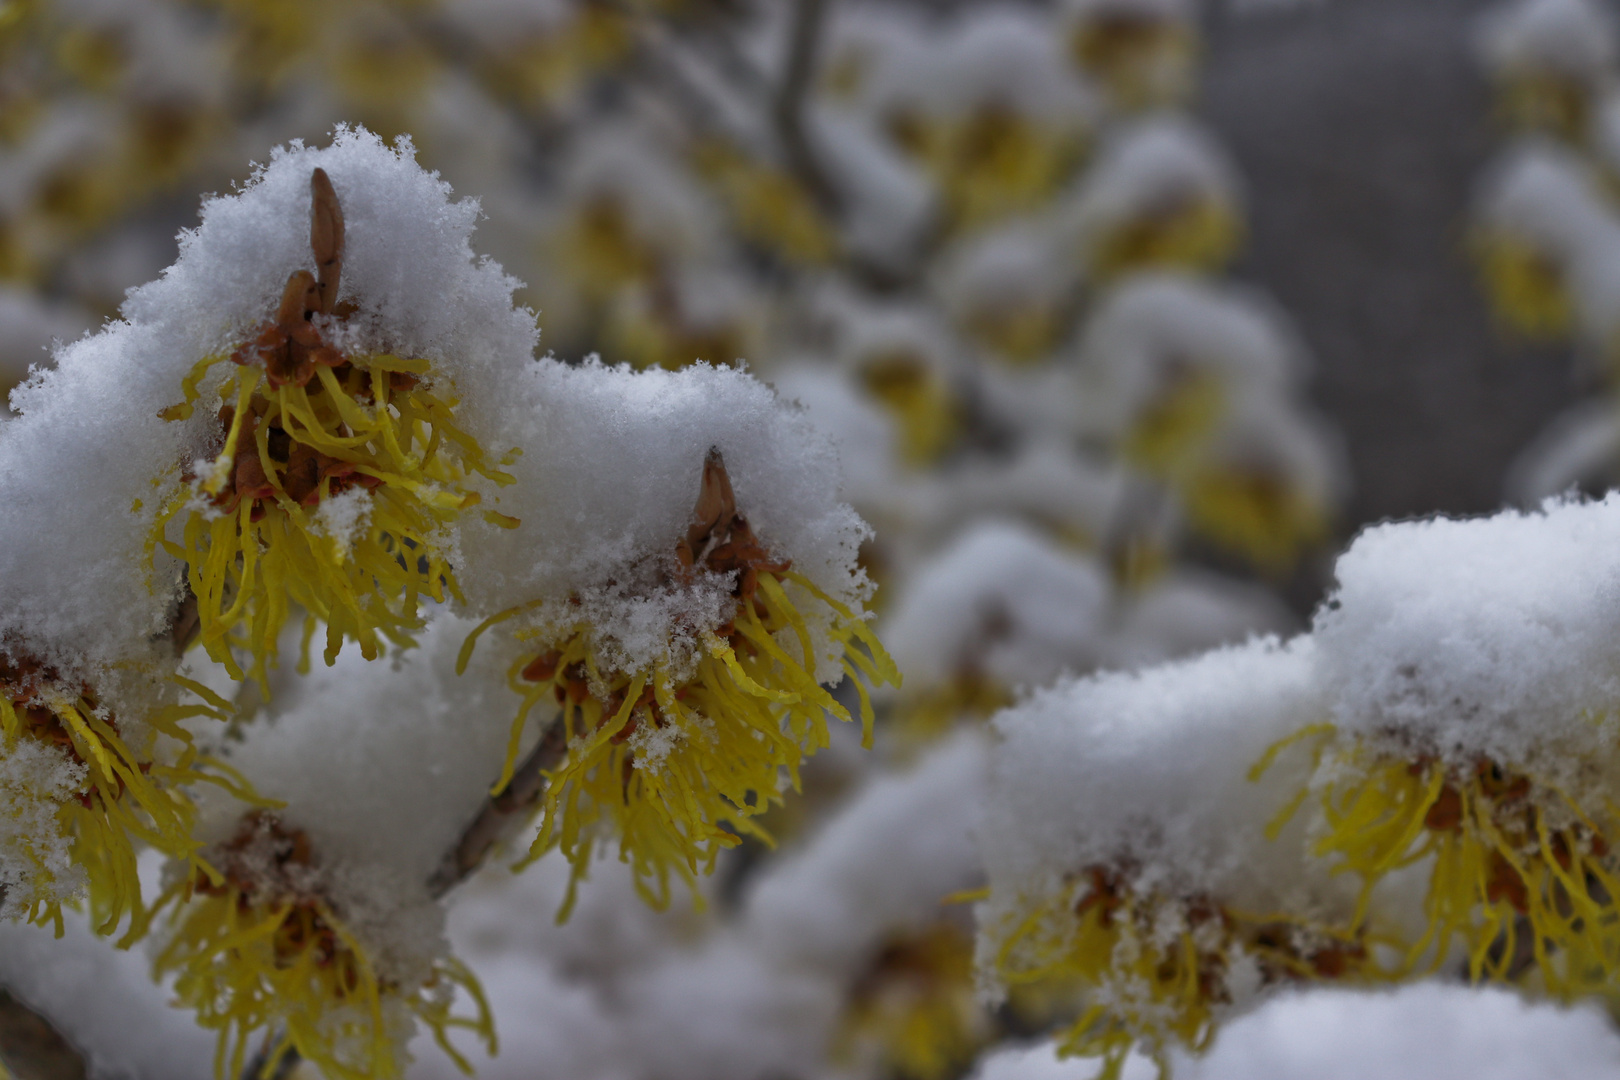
153,353,513,692
0,684,250,939
833,921,990,1080
1270,734,1620,997
477,568,897,916
1090,200,1240,282
986,867,1384,1077
151,874,494,1080
1474,233,1573,341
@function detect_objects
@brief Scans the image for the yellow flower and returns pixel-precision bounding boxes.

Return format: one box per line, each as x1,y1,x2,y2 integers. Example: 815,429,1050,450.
1263,729,1620,997
886,105,1086,232
1120,374,1329,574
1088,196,1241,282
461,450,898,915
151,169,514,692
834,920,991,1080
855,350,959,468
150,812,494,1080
1474,230,1574,341
985,861,1382,1080
690,139,838,266
1492,69,1595,139
1068,12,1197,112
0,652,254,937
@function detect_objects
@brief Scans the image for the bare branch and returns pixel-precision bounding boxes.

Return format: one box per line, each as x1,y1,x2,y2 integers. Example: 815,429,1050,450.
772,0,840,214
427,716,569,900
0,990,86,1080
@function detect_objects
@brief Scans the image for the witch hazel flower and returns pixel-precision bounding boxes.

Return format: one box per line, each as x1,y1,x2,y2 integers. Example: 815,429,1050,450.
0,651,255,937
1261,495,1620,1000
0,294,268,937
456,359,898,913
975,637,1379,1080
149,615,513,1080
142,128,531,690
151,811,492,1080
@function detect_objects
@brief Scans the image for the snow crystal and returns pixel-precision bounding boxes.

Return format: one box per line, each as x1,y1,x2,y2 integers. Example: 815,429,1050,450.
458,359,872,683
0,739,88,920
978,635,1335,934
1313,494,1620,779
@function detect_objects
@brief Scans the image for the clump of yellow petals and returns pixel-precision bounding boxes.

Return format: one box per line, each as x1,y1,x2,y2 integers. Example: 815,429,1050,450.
691,139,839,266
1266,730,1620,997
152,169,514,692
1089,198,1241,283
476,6,632,110
606,300,757,373
892,674,1014,751
856,350,960,467
987,864,1380,1080
1474,232,1574,341
462,450,898,915
961,303,1067,368
835,920,991,1080
1181,466,1330,575
154,349,509,691
0,656,255,938
1492,70,1594,140
1121,372,1327,574
149,812,494,1080
1069,13,1196,112
886,106,1086,232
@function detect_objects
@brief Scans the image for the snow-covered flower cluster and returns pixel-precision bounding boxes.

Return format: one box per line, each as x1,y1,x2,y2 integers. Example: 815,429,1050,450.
1471,0,1620,501
977,494,1620,1075
0,127,892,1078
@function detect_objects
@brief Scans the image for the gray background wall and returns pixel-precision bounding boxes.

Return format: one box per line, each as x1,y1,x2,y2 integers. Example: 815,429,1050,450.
1201,0,1586,536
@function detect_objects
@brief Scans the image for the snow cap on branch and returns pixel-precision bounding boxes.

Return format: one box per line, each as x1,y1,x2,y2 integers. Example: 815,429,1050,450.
1314,493,1620,779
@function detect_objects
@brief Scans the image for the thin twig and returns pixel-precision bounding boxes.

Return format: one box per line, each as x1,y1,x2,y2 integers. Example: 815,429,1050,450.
428,715,569,900
772,0,840,214
0,990,87,1080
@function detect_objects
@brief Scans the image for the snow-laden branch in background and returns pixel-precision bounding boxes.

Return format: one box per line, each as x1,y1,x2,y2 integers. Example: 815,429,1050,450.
1061,0,1197,113
1472,139,1620,348
1061,116,1243,284
1076,274,1344,573
1476,0,1618,137
878,520,1292,746
453,358,897,914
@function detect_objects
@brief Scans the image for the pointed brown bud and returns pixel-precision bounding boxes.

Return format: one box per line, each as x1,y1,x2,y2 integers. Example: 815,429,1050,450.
276,270,320,326
679,447,737,567
310,168,345,315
